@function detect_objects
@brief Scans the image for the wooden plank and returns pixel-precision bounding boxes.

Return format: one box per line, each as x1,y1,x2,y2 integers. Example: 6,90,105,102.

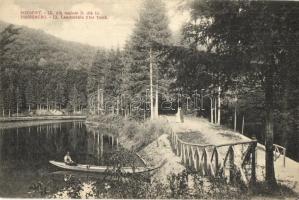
201,148,208,176
171,130,256,150
238,166,249,185
211,147,219,176
250,142,257,184
283,148,286,167
241,143,253,167
229,146,235,183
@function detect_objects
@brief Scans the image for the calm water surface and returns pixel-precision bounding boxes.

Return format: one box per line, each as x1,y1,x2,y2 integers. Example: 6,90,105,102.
0,120,141,198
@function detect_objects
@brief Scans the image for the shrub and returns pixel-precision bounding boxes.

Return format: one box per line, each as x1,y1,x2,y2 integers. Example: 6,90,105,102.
88,115,170,151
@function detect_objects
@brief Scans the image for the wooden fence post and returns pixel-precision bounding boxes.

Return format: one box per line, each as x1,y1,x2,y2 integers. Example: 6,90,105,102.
229,146,234,183
181,144,184,163
189,146,194,168
202,149,208,176
283,148,286,167
173,133,175,147
175,135,178,151
211,147,219,176
184,145,188,164
191,147,196,170
176,140,180,155
195,148,200,172
250,142,257,184
187,146,191,167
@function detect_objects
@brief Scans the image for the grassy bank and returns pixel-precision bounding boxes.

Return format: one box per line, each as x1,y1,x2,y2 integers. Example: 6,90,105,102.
86,115,171,151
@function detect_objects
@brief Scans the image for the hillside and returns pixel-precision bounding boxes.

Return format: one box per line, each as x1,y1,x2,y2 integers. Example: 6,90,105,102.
0,21,97,70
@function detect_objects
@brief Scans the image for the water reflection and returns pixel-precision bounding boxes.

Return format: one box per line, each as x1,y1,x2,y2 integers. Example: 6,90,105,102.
0,121,139,198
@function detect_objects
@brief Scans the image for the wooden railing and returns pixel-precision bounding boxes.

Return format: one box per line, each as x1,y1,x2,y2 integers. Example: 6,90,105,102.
273,144,286,167
170,130,257,186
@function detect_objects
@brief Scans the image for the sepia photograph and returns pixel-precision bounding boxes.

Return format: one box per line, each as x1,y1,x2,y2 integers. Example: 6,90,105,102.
0,0,298,199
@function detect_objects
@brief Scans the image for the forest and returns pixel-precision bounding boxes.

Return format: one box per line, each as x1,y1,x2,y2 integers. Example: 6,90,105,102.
0,0,298,180
0,21,96,114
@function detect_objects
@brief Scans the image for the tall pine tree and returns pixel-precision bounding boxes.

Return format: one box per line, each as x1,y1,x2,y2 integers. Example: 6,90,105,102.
123,0,172,98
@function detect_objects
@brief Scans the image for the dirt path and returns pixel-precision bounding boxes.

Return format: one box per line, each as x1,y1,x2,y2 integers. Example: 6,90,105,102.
164,115,299,195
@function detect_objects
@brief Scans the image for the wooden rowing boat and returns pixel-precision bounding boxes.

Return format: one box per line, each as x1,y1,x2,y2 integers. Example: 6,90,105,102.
49,160,161,174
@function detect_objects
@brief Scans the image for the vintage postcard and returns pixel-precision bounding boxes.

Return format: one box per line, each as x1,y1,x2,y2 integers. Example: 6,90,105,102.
0,0,298,199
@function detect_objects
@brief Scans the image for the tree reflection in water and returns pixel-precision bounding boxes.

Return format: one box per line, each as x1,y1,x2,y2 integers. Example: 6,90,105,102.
0,121,144,198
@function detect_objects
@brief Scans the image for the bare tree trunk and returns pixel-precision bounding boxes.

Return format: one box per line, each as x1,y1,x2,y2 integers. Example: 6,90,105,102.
16,103,19,117
241,115,245,134
97,85,100,115
101,90,104,113
150,48,154,120
116,96,119,115
234,105,237,131
155,85,158,119
281,69,290,150
129,104,132,116
214,98,217,124
47,98,49,111
210,98,214,123
265,67,276,186
217,86,221,125
186,97,190,110
120,95,123,116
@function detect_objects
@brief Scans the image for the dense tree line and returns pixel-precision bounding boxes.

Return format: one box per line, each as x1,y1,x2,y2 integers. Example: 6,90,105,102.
87,48,123,114
0,64,88,115
88,0,174,118
0,25,89,115
164,0,299,185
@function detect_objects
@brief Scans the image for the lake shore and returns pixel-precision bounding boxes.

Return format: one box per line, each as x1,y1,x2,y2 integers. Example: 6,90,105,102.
0,116,86,129
0,115,86,122
86,115,186,182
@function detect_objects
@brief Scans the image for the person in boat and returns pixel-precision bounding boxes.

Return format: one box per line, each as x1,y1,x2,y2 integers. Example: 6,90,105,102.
64,151,76,166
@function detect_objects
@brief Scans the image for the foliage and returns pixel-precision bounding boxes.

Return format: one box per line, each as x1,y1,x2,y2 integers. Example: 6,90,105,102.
68,85,80,112
87,48,124,114
0,21,96,70
167,170,189,198
87,114,170,151
122,0,174,108
0,60,88,114
178,0,299,183
0,22,90,115
249,181,297,198
29,168,296,199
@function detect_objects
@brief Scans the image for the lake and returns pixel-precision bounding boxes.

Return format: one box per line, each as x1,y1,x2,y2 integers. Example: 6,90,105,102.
0,120,144,198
